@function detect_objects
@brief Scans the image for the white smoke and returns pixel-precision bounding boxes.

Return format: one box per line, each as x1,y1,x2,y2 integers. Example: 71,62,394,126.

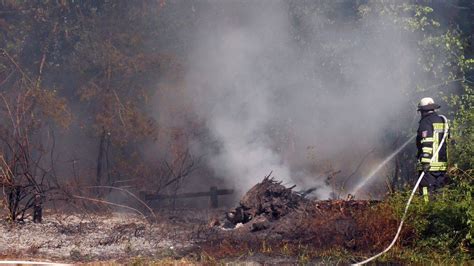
184,1,419,197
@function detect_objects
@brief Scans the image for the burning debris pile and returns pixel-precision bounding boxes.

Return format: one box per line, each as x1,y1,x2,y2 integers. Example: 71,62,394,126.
204,176,412,258
225,177,307,230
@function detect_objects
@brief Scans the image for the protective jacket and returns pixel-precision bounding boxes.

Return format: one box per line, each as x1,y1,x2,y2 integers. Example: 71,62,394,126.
416,111,448,172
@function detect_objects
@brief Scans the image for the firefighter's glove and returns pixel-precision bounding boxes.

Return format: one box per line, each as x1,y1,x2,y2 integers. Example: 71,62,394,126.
422,164,430,174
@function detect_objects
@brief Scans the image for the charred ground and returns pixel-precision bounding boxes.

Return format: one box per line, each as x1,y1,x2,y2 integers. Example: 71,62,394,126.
0,177,412,264
202,177,411,263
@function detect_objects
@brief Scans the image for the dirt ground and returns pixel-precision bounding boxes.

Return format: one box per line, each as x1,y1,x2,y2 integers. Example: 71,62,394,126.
0,209,212,264
0,178,403,264
0,209,314,265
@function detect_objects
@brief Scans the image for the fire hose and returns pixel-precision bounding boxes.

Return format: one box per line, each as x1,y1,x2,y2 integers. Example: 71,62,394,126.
0,261,70,265
353,115,449,265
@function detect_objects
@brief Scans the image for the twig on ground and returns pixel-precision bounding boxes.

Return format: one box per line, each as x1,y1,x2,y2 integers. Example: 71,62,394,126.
72,195,148,221
84,185,157,221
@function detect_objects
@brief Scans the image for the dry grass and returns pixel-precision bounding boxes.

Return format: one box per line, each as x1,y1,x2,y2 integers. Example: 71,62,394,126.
200,200,413,263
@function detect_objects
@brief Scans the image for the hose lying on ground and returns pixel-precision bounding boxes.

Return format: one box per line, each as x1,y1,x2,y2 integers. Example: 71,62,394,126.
0,261,70,265
353,115,449,265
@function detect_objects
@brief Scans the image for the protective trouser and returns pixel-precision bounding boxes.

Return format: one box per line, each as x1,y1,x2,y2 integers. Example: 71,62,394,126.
418,171,447,202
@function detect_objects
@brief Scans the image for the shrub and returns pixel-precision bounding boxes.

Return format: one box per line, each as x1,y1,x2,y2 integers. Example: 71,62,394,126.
390,171,473,259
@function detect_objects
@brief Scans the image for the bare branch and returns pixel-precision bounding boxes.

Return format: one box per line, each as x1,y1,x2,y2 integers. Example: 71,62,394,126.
84,185,157,221
72,195,148,221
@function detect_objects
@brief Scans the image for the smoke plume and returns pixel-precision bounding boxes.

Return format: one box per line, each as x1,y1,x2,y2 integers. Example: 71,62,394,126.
177,1,420,198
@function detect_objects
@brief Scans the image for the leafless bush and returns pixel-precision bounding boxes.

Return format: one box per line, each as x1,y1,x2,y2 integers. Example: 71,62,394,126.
0,51,71,222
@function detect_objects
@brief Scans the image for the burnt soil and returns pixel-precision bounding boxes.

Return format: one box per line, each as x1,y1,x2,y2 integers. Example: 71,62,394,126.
0,178,409,264
202,177,410,262
0,210,208,264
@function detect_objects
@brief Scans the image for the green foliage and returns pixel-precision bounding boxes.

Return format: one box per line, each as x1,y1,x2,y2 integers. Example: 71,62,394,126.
389,172,473,259
449,84,474,170
365,4,474,260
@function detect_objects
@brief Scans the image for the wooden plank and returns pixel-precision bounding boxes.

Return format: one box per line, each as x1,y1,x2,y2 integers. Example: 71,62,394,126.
143,188,234,201
210,186,218,208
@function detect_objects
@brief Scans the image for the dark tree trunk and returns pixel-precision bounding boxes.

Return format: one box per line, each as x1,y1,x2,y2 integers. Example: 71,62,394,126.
33,193,42,223
96,129,107,186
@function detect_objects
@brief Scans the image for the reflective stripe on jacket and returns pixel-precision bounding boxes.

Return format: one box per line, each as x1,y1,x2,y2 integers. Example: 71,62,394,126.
416,112,449,171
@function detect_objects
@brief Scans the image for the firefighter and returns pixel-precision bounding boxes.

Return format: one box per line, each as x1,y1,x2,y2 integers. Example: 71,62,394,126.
416,97,449,201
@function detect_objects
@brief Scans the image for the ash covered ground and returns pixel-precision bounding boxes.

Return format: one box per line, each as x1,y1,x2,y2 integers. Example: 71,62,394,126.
0,178,404,264
0,209,210,264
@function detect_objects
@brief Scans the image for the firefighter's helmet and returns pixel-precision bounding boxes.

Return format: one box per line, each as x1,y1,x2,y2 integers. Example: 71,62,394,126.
417,97,440,111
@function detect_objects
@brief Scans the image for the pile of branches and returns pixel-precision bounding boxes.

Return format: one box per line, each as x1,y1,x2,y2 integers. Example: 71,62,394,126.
225,176,306,229
204,176,411,258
